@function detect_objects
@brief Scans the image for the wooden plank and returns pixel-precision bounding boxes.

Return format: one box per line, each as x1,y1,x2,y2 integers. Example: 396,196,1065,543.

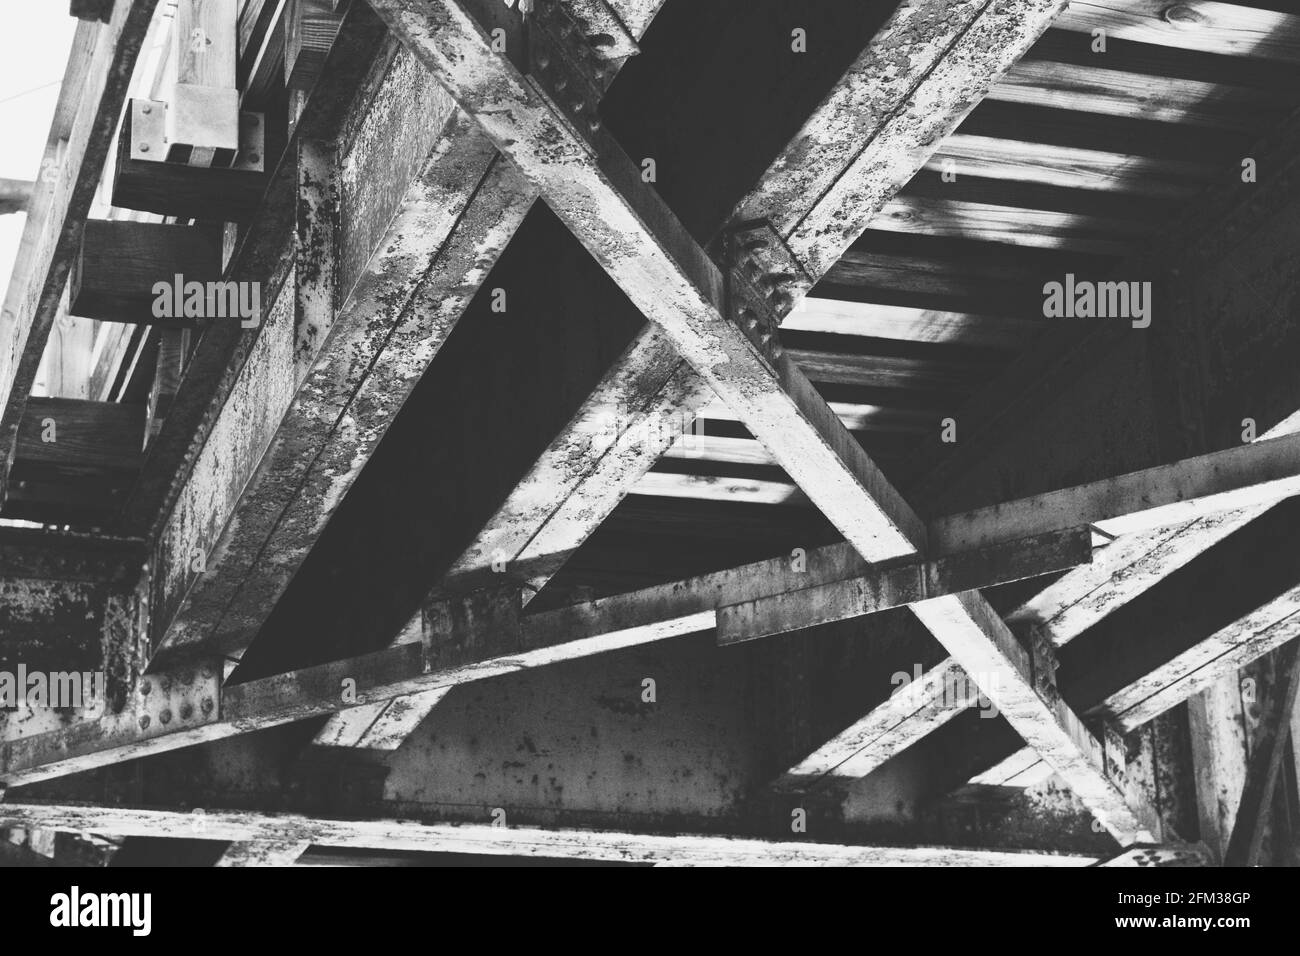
1056,1,1300,62
781,298,1035,350
285,0,344,90
931,430,1300,552
875,195,1144,254
14,397,144,481
39,311,96,400
632,472,806,507
929,134,1215,197
0,802,1099,866
0,1,159,506
786,347,990,391
990,59,1280,129
69,221,223,322
165,0,240,163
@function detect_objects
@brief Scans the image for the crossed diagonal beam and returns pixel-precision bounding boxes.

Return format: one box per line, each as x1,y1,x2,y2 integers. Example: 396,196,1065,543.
0,0,1156,845
324,0,1080,745
357,0,1172,845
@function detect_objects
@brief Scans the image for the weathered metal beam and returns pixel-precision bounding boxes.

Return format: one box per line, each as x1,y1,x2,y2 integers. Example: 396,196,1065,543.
215,839,311,866
1099,588,1300,733
1224,645,1300,866
932,430,1300,554
773,658,972,792
0,527,1088,785
437,0,1073,596
154,0,667,668
353,0,1154,845
0,802,1101,866
340,0,1077,751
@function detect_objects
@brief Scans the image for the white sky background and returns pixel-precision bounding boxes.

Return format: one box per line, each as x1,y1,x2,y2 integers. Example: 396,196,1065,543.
0,4,78,302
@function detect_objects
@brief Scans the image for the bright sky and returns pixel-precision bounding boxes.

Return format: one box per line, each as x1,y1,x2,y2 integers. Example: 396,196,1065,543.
0,4,78,301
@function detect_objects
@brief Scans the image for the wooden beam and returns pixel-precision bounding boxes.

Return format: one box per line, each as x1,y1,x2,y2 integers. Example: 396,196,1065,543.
0,802,1101,866
0,179,35,216
13,397,144,484
1055,0,1300,62
163,0,240,164
0,1,159,506
69,221,223,323
70,0,115,23
989,59,1278,130
286,0,345,91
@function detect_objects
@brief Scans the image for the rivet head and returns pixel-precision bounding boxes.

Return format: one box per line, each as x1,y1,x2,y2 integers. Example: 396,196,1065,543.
537,52,550,69
138,715,151,730
248,152,260,163
141,104,152,114
180,703,194,720
139,143,149,153
160,708,173,725
201,697,215,715
555,76,568,91
140,680,151,696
